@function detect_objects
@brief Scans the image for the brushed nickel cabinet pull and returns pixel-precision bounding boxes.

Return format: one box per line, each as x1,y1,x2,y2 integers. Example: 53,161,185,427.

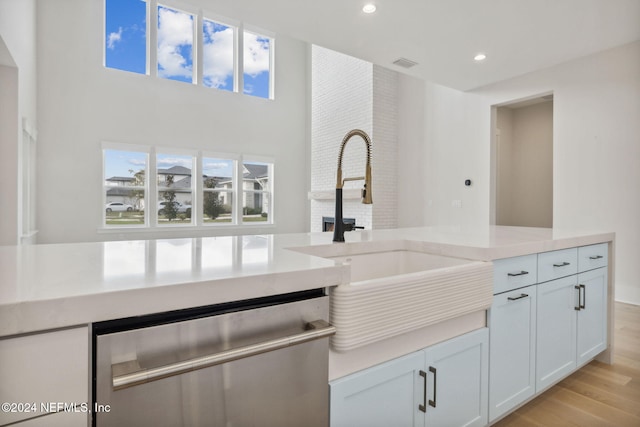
112,320,336,391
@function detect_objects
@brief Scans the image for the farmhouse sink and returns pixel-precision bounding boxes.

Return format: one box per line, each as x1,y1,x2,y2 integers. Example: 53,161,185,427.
328,250,475,283
324,249,493,352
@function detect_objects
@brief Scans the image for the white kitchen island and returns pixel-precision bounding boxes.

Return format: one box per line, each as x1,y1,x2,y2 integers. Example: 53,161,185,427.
0,226,615,426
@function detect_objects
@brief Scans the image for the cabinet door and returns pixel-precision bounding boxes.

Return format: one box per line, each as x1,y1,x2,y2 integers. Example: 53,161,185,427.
330,351,425,427
424,328,488,427
488,286,536,422
577,267,608,366
0,327,89,426
536,276,577,392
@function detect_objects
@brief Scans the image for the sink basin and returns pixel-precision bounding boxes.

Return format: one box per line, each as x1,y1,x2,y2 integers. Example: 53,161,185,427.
325,249,493,352
329,250,475,283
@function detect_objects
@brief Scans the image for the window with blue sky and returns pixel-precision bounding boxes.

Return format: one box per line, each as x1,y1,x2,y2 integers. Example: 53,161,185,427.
105,0,147,74
203,19,235,91
104,0,273,98
157,5,194,83
243,31,271,98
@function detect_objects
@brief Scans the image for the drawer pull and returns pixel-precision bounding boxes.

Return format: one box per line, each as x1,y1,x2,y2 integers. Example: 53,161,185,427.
553,262,571,267
589,255,604,260
508,293,529,301
507,271,529,277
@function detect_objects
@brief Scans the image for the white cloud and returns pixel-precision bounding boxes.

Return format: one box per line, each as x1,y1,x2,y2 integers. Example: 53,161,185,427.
203,22,234,88
243,32,270,77
157,7,194,79
128,158,146,166
107,27,123,50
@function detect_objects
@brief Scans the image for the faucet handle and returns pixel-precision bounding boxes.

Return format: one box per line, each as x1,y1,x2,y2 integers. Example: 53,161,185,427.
361,184,372,204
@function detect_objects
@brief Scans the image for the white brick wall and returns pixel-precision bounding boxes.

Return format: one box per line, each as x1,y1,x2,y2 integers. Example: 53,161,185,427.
310,45,398,232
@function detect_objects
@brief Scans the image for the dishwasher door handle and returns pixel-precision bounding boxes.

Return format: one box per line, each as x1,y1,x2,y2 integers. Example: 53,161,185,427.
112,319,336,391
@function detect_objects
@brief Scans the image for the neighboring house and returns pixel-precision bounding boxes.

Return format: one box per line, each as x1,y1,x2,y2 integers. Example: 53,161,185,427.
105,176,144,210
105,164,269,213
217,163,269,213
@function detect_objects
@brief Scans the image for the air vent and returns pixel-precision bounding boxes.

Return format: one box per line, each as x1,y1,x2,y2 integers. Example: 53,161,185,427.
392,58,418,68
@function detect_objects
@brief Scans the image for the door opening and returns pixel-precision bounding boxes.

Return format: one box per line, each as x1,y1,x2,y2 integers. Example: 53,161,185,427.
491,94,553,228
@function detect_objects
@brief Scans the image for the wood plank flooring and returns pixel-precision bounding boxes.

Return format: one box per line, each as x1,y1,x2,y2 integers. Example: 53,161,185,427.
494,302,640,427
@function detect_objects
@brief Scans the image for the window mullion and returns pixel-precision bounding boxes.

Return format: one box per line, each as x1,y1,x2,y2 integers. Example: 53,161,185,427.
149,147,158,226
149,0,158,78
195,10,202,85
236,23,244,94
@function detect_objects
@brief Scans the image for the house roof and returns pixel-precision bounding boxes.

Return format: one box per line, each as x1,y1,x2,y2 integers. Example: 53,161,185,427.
243,164,268,179
106,176,135,183
158,165,192,176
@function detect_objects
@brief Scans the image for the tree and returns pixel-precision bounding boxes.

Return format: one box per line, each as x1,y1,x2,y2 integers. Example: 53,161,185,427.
127,169,145,210
161,175,178,221
203,178,223,220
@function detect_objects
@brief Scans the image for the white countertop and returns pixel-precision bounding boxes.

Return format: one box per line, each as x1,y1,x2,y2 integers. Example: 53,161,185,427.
0,226,614,337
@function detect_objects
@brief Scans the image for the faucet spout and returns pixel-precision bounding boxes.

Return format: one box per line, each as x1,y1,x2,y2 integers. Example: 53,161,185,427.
333,129,373,243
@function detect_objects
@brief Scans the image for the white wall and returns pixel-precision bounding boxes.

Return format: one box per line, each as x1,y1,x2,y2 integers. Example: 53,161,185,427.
0,0,37,246
36,0,310,243
404,41,640,304
496,101,553,228
310,45,373,232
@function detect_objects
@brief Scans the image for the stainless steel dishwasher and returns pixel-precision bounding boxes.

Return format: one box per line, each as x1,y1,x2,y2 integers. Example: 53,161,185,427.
93,290,333,427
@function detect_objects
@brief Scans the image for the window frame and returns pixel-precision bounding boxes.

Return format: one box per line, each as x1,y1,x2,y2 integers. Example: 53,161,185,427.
103,0,275,98
201,152,239,226
241,25,275,100
155,147,197,226
241,156,274,225
102,142,150,228
101,143,273,232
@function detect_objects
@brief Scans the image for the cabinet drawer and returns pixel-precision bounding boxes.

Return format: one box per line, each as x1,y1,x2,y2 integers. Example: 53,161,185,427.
578,243,608,272
0,327,88,426
537,248,578,283
493,255,537,294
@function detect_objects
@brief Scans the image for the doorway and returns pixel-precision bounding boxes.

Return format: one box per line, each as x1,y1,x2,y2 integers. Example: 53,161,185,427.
491,94,553,228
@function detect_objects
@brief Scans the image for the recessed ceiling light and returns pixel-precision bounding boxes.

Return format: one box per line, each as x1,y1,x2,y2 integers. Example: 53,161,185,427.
362,4,377,13
474,53,487,61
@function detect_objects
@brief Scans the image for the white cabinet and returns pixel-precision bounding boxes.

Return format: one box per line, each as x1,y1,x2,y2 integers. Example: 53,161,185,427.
424,329,488,427
535,275,578,392
576,267,608,366
488,285,536,422
0,327,89,427
330,329,488,427
330,351,425,427
535,260,608,392
489,242,609,420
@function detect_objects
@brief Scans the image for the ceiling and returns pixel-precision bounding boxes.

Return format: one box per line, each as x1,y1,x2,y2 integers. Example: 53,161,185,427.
207,0,640,91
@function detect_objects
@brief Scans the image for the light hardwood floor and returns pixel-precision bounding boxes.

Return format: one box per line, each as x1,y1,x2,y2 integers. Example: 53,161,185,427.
494,302,640,427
